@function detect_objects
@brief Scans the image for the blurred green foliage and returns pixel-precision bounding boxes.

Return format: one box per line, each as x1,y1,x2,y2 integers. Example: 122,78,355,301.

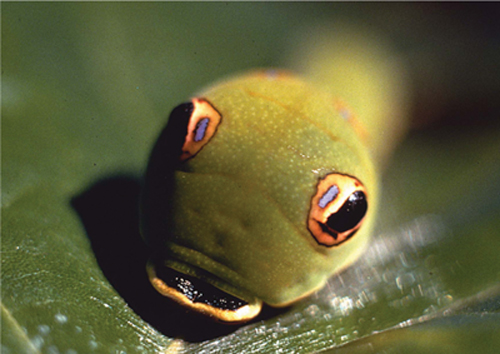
2,3,500,353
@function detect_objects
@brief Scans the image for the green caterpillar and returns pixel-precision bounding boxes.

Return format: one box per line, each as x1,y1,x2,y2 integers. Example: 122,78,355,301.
141,28,409,323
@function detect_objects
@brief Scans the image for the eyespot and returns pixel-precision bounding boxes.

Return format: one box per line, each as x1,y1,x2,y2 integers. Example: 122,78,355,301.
179,98,222,161
308,173,368,247
150,98,221,168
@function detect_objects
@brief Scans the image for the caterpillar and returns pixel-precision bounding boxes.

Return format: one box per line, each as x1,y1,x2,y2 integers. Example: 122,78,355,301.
140,28,409,323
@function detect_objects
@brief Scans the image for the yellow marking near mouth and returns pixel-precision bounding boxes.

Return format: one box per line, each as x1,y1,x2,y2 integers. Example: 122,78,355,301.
147,261,262,323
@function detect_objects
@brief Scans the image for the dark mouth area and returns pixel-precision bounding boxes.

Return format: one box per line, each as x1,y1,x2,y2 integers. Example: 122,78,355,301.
155,265,249,311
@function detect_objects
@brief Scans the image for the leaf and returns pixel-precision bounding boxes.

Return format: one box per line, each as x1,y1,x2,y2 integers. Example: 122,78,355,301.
2,3,500,353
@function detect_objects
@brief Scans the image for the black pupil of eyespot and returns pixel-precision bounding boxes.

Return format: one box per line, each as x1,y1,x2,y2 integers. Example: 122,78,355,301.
156,266,248,311
151,102,194,165
168,102,195,147
325,191,367,233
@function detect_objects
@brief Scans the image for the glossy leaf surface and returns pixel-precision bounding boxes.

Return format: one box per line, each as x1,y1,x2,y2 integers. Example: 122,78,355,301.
2,3,500,353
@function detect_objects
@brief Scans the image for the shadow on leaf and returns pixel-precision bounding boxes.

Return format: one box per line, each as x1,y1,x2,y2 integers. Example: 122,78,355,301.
70,175,253,341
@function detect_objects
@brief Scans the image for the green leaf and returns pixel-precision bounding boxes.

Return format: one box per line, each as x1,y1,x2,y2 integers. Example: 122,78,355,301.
3,3,500,353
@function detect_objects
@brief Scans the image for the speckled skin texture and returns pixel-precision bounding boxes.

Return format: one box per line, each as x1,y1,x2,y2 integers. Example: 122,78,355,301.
141,70,377,307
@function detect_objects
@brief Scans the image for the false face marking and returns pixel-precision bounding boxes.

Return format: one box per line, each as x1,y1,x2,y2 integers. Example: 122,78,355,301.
180,98,222,161
147,261,262,323
308,173,368,247
194,118,210,142
318,185,339,208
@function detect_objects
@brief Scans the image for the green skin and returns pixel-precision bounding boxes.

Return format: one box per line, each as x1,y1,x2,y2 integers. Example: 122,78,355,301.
141,71,378,307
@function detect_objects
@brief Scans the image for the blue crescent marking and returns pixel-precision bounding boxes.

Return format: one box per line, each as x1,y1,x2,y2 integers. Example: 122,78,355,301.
194,118,210,142
318,185,339,209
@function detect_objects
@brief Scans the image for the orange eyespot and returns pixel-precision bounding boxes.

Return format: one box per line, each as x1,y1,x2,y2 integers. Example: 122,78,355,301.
180,98,222,161
308,173,368,247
